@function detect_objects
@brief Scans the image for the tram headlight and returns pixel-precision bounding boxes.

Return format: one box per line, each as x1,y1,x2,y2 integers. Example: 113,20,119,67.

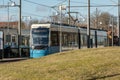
32,46,34,49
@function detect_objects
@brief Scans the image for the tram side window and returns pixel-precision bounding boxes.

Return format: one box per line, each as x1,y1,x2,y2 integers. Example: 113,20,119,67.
91,35,95,45
67,33,78,47
12,35,16,42
62,33,68,47
6,35,11,42
51,32,59,46
97,36,104,45
100,36,107,45
81,34,87,46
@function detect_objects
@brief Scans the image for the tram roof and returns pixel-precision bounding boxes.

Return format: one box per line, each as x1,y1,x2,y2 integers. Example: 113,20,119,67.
31,24,51,28
31,23,107,32
31,23,78,29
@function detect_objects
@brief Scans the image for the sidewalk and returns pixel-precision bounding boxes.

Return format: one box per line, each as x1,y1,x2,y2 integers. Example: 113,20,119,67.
0,57,29,63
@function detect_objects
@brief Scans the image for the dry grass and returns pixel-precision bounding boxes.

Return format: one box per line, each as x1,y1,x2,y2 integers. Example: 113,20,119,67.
0,47,120,80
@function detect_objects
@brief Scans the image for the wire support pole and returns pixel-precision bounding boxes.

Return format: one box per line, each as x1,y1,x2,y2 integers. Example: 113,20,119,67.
18,0,22,57
87,0,90,48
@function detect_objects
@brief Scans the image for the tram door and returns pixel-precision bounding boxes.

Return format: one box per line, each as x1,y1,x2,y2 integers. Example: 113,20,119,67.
21,36,30,57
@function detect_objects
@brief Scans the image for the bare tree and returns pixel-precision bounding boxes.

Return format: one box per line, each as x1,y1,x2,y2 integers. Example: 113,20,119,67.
90,9,117,31
91,9,101,28
21,21,26,29
99,12,111,30
29,19,40,26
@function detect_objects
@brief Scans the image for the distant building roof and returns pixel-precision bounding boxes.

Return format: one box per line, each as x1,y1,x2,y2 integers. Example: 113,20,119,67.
0,22,18,28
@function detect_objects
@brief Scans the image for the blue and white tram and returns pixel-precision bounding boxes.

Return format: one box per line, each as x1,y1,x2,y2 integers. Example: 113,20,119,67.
79,27,107,48
30,23,79,58
30,24,50,58
30,23,108,58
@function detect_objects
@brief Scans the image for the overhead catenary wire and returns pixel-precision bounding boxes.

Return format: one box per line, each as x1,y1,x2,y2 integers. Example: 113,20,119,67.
23,0,51,8
23,0,119,17
24,0,119,8
23,0,66,16
1,8,48,19
53,0,67,7
0,0,119,21
104,6,116,13
70,4,119,8
70,0,101,5
70,0,118,7
24,0,67,8
109,0,117,4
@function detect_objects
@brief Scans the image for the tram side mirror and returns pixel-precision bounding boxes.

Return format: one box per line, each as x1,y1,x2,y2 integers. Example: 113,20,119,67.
32,46,34,49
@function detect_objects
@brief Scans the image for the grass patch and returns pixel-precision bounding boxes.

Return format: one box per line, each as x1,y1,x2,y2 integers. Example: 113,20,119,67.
0,47,120,80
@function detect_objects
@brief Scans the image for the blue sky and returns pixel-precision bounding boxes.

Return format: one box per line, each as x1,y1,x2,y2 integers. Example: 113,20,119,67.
0,0,118,21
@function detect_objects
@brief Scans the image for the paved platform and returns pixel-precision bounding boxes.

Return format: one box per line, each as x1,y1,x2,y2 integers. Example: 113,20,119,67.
0,57,29,63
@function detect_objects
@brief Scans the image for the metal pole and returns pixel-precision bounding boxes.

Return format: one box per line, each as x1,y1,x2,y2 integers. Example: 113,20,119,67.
59,6,62,52
7,2,10,58
112,17,114,46
95,8,98,48
118,0,120,46
87,0,90,48
7,2,9,34
68,0,70,25
18,0,21,57
96,8,98,29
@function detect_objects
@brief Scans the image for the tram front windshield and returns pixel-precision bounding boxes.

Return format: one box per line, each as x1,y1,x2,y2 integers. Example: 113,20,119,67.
32,27,49,47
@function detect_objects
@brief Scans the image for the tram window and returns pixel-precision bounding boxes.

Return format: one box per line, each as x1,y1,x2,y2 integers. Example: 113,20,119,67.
81,34,87,46
97,36,101,45
91,35,95,44
62,33,68,46
51,32,59,46
97,36,104,45
65,33,78,47
12,35,16,42
6,35,11,42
